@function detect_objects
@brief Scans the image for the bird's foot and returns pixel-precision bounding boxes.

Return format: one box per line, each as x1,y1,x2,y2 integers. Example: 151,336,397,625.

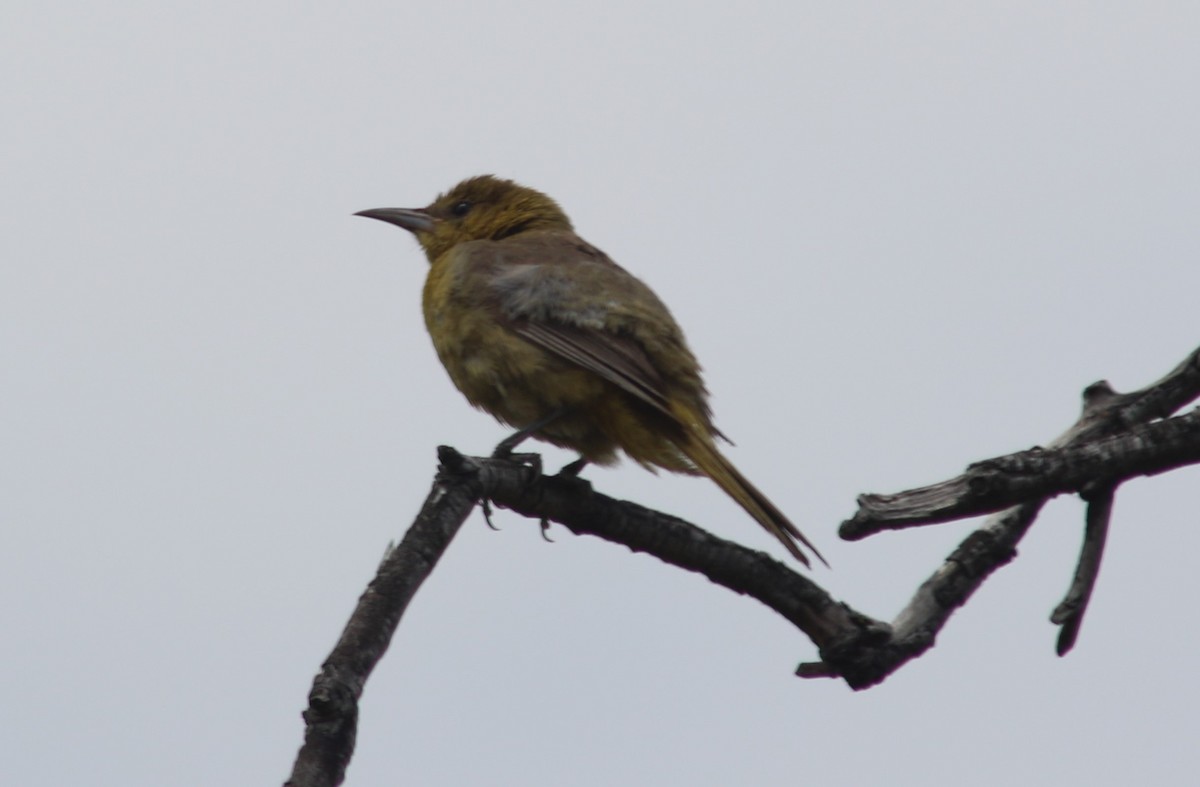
481,450,543,532
497,451,543,480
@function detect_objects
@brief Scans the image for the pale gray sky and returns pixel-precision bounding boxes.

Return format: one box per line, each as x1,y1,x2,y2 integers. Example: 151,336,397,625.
4,3,1199,785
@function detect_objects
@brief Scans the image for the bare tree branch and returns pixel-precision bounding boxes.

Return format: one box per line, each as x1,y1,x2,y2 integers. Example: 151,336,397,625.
823,342,1200,672
285,343,1200,781
285,448,483,787
447,447,875,652
840,409,1200,538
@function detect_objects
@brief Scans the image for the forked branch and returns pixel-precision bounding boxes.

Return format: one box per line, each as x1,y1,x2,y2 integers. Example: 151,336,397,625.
285,344,1200,787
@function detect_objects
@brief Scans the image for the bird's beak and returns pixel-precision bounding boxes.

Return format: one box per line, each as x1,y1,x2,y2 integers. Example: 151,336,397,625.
354,207,437,234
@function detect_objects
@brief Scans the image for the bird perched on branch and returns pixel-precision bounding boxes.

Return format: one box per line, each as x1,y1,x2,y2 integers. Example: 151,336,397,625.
356,175,825,567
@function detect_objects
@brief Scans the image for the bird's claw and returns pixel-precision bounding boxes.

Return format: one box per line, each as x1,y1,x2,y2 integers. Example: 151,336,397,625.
482,451,544,531
480,498,501,530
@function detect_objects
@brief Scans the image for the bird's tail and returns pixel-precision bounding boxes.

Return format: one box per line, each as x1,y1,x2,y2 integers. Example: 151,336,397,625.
677,431,827,568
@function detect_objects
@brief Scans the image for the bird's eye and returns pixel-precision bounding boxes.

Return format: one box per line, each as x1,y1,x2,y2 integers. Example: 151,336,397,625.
451,200,472,217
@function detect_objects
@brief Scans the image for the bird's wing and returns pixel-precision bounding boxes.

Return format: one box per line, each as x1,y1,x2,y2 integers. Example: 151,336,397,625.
514,320,675,419
481,234,681,421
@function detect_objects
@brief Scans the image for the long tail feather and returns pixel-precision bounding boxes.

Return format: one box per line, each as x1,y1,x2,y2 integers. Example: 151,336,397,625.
678,433,827,568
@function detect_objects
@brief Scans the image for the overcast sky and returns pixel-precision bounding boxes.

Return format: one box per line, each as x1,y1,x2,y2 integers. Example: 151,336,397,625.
4,3,1199,785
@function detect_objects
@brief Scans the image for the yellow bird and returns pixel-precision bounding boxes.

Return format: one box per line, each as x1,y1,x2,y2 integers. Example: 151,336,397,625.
357,175,825,567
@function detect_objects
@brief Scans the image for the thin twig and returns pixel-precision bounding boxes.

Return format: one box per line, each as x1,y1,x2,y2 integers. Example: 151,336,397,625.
840,409,1200,539
1051,485,1115,656
828,343,1200,666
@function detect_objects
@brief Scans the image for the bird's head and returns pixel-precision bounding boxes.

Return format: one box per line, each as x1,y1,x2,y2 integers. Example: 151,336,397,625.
356,175,573,262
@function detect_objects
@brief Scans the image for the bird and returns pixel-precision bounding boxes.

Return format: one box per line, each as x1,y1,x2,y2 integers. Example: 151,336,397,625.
356,175,825,567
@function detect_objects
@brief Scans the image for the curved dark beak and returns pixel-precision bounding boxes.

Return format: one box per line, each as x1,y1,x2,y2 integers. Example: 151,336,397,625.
354,207,436,234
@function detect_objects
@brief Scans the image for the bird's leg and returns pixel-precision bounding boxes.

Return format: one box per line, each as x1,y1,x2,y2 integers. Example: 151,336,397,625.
492,408,569,479
559,456,590,477
492,408,566,458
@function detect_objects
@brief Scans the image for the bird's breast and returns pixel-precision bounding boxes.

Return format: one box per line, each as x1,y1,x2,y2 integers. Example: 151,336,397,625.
422,257,588,425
